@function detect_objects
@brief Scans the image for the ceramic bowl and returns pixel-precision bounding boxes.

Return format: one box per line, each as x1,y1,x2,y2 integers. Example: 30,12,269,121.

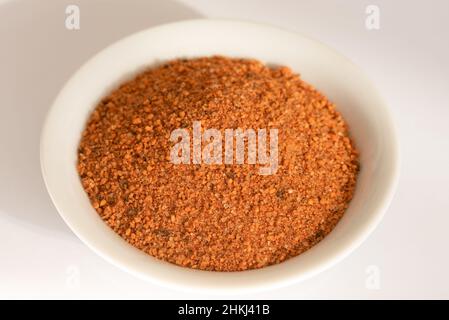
40,19,400,294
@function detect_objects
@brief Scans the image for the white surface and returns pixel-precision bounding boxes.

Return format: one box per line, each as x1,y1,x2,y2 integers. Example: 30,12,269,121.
40,19,399,293
0,0,448,299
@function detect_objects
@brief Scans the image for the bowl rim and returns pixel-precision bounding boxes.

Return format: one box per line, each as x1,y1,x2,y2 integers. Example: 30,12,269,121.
40,18,400,294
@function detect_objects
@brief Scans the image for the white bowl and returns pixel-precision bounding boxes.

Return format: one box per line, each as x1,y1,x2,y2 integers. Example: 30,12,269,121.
40,19,399,294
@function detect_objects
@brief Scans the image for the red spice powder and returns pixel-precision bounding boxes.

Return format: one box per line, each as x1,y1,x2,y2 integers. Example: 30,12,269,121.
77,56,359,271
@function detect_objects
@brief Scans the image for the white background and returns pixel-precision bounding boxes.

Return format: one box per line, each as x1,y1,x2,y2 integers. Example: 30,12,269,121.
1,0,448,299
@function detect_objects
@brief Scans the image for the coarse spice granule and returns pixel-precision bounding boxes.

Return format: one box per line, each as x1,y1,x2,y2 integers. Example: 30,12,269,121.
77,56,359,271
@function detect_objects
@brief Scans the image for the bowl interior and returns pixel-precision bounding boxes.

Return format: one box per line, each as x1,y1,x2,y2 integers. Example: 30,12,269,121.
40,20,399,293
